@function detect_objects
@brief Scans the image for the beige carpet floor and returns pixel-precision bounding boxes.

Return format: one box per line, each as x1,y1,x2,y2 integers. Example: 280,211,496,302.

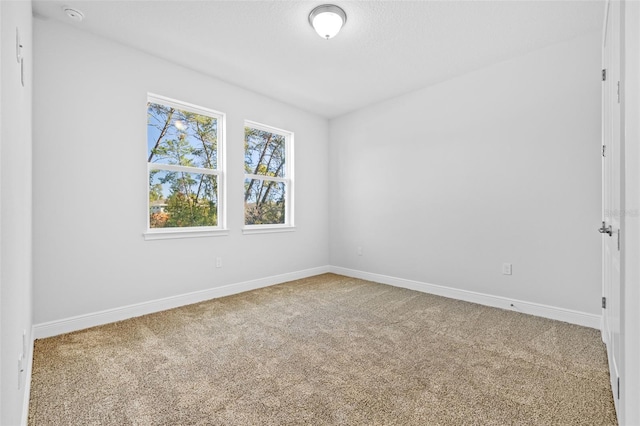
29,274,617,425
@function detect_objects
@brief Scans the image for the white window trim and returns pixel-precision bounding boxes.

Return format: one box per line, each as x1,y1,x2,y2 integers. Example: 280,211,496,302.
144,93,227,240
243,120,294,232
242,226,296,235
144,228,230,241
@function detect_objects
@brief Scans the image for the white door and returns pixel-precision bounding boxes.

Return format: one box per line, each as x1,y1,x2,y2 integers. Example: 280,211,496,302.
601,0,622,413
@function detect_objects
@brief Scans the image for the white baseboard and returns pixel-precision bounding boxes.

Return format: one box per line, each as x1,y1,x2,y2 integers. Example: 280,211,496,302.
32,264,601,339
330,266,601,329
33,266,331,339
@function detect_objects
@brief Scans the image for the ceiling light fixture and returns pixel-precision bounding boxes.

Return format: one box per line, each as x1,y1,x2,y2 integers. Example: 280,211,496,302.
309,4,347,40
63,6,84,22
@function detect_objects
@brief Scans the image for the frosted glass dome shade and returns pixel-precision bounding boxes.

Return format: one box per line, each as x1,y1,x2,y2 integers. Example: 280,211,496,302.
309,5,347,39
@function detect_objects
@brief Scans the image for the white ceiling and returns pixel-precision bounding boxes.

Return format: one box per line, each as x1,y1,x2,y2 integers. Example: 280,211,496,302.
32,0,604,118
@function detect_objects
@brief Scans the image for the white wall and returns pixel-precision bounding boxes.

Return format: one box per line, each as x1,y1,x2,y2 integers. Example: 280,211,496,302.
32,19,329,325
1,1,33,424
329,31,602,316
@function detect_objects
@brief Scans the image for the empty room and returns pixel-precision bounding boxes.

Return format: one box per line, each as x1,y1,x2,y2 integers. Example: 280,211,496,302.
1,0,639,424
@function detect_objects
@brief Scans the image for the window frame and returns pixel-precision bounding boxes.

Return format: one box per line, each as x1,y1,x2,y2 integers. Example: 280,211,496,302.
144,93,227,240
243,120,295,234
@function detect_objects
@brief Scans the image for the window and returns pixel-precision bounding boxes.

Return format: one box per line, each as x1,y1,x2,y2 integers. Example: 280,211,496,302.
145,94,226,239
244,121,294,231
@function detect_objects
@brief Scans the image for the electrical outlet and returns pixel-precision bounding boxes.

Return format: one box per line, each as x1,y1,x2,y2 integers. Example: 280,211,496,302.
216,257,222,268
357,246,363,256
502,263,512,275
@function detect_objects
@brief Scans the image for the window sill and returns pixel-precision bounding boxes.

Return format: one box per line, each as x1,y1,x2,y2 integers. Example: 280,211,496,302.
242,226,296,235
143,228,229,241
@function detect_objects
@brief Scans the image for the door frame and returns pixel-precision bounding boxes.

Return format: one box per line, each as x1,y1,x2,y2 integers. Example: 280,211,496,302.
619,1,640,424
604,1,640,424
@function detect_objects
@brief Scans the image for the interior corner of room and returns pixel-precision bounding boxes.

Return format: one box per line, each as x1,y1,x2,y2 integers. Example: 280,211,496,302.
1,0,639,425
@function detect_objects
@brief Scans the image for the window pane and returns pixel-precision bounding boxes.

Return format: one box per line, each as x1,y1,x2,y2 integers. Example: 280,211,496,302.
149,169,218,228
147,102,218,169
244,179,285,225
244,127,286,178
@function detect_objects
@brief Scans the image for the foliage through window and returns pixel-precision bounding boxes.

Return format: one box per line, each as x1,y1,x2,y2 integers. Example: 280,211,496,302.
147,95,224,231
244,122,293,227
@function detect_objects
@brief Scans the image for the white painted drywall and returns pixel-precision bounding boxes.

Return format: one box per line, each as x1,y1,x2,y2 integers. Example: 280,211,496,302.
32,19,329,324
1,1,33,424
329,31,602,315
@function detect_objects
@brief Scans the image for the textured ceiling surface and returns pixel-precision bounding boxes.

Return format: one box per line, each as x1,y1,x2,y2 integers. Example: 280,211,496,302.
33,0,604,118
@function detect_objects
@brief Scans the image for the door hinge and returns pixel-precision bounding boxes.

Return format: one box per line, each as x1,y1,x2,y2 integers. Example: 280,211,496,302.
602,145,606,157
602,297,607,309
618,229,621,251
617,377,620,399
602,69,607,81
617,81,621,103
